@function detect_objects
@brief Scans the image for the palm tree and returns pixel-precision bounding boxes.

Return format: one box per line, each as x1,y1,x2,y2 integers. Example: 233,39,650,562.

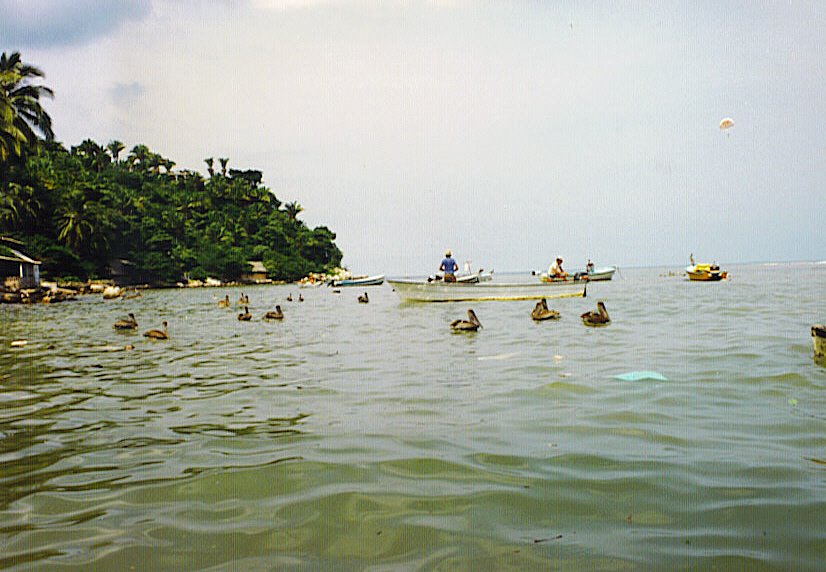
127,144,153,172
204,157,214,177
0,181,41,231
106,140,125,162
56,205,93,251
219,157,228,177
72,139,110,172
0,188,19,227
0,52,54,164
283,201,303,220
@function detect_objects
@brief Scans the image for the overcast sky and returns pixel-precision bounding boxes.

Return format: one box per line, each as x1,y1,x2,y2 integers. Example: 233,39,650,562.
2,0,824,274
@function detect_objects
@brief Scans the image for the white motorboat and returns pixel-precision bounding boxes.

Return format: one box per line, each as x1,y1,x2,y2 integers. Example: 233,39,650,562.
387,277,586,302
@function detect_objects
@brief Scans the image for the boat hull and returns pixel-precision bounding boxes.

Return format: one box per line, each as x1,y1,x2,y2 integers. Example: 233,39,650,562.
387,279,586,302
686,265,727,281
587,267,616,281
331,274,385,287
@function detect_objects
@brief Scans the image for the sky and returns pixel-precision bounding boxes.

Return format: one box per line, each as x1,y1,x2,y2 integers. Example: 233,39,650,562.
2,0,824,275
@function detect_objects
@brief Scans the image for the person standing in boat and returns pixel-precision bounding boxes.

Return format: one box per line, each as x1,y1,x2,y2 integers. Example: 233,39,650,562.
548,256,568,279
440,250,459,283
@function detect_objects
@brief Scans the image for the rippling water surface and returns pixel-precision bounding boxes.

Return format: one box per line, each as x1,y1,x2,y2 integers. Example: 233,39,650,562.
2,263,825,570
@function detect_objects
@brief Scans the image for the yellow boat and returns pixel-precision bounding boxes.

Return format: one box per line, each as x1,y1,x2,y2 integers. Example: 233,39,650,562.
685,254,727,281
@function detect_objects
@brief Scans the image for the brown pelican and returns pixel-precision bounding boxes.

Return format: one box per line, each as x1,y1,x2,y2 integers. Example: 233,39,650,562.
581,301,610,326
263,306,284,320
123,289,142,300
238,306,252,321
143,321,169,339
113,312,138,330
358,292,369,303
218,295,230,308
451,309,482,332
531,298,560,321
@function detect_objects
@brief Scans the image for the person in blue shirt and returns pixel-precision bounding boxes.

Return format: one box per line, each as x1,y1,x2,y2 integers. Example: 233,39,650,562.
440,250,459,282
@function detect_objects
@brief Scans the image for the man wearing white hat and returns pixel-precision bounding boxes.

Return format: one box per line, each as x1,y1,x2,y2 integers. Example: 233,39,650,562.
440,250,459,282
548,256,568,279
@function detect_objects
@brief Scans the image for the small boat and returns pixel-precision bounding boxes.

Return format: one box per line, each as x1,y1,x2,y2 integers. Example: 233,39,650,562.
388,277,586,303
686,263,727,281
813,325,826,359
686,254,727,281
455,272,480,283
331,274,385,287
455,269,494,283
455,261,494,283
538,273,590,283
586,266,617,281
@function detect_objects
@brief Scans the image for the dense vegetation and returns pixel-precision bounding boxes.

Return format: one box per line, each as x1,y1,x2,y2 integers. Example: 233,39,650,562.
1,52,342,284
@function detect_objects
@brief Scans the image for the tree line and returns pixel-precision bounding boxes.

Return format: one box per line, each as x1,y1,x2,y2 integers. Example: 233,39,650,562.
1,52,342,284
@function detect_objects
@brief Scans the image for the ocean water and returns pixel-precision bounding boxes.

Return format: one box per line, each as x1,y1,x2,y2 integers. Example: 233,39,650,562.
1,263,824,571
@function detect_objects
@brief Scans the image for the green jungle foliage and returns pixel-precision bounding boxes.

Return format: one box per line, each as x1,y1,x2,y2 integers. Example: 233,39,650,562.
0,142,342,283
1,51,342,284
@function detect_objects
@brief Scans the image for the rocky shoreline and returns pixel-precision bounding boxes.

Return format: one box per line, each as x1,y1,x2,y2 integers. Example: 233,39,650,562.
1,268,353,304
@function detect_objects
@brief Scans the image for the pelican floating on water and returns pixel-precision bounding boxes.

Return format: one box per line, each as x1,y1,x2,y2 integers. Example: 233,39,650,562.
113,313,138,330
264,306,284,320
581,301,610,326
451,309,482,332
238,306,252,321
358,292,369,303
531,298,560,321
143,321,169,339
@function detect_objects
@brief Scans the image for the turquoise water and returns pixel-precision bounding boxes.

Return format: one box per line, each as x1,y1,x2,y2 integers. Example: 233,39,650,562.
1,263,824,570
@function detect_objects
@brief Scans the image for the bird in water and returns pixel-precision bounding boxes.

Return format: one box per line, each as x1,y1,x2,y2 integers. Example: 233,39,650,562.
581,301,610,326
238,306,252,321
123,289,142,300
286,293,293,302
113,312,138,330
143,321,169,339
263,305,284,320
358,292,369,303
237,293,249,305
531,298,560,321
298,293,304,302
451,309,482,332
218,294,230,308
